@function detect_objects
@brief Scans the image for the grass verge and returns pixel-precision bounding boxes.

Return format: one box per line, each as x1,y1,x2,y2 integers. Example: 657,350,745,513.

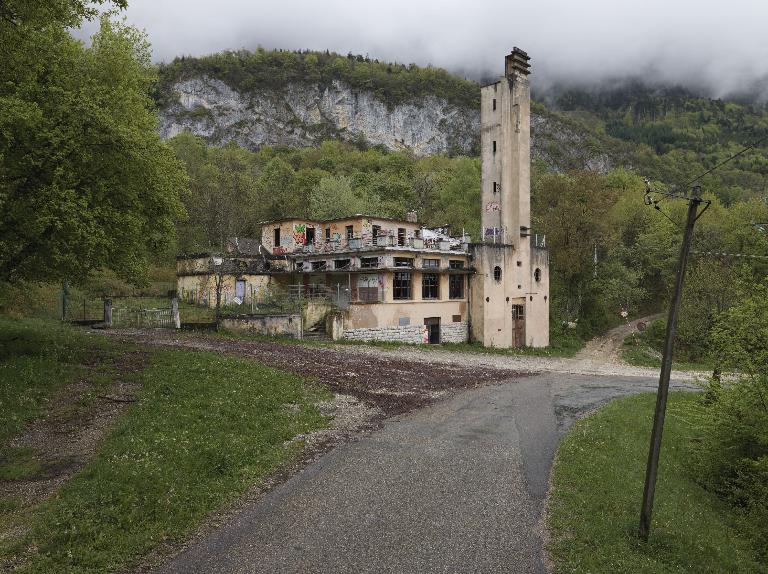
547,393,765,574
621,332,711,372
0,319,330,573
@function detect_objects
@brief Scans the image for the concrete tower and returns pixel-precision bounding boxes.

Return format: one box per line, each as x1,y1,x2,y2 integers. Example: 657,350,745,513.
469,48,549,347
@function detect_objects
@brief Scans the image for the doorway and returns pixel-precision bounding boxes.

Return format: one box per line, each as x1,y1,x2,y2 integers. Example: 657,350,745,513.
511,305,525,348
306,227,316,245
424,317,441,344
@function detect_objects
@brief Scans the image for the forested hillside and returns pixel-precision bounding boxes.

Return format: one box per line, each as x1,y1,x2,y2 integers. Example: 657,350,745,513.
161,49,768,351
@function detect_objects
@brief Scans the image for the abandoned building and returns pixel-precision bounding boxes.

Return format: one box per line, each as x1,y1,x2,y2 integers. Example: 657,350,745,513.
176,48,550,347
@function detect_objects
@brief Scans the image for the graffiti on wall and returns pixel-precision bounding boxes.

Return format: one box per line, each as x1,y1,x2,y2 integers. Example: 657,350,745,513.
484,227,502,237
293,224,306,245
485,202,501,212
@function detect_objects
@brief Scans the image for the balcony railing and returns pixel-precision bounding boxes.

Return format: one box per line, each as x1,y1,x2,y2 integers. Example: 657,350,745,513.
273,233,462,255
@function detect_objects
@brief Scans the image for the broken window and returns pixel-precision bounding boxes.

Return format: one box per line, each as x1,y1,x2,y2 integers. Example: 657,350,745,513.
325,227,331,241
448,260,465,269
449,274,465,299
346,225,354,239
394,257,413,268
360,256,379,269
306,227,316,244
422,258,440,269
393,272,412,300
334,259,351,270
422,273,439,300
311,261,327,271
273,227,281,246
397,227,406,246
534,268,542,282
494,266,502,281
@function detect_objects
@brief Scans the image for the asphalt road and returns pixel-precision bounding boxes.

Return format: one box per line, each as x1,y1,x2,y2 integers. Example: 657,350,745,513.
155,372,697,574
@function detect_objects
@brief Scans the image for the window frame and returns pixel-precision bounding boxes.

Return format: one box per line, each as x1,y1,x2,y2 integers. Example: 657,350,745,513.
422,258,440,269
449,274,465,299
393,272,412,300
421,273,440,300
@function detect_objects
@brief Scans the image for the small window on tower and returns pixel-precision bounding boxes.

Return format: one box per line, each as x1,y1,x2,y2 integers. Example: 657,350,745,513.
492,141,497,153
494,266,502,282
493,98,497,111
493,181,497,194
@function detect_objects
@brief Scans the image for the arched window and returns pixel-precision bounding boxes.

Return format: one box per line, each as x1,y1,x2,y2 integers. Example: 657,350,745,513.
493,266,502,282
534,268,541,282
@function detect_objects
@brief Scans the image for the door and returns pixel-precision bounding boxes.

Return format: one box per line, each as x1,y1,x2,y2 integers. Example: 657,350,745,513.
512,305,526,348
424,317,441,344
306,227,316,245
235,280,246,303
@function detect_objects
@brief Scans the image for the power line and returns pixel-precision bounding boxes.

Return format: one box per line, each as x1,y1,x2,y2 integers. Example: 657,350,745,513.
692,250,768,260
683,133,768,188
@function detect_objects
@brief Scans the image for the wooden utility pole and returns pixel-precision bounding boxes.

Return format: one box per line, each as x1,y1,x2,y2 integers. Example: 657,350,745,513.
639,185,705,540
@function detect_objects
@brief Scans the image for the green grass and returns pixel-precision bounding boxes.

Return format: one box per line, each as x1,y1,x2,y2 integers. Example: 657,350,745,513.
547,393,766,574
0,318,123,480
621,333,712,372
322,331,584,357
0,318,331,573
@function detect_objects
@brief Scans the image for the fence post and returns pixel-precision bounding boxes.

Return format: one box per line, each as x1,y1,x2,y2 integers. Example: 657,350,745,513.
171,296,181,329
104,299,113,328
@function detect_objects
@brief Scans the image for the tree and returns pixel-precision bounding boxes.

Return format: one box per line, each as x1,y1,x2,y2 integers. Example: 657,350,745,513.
0,10,187,285
309,175,382,219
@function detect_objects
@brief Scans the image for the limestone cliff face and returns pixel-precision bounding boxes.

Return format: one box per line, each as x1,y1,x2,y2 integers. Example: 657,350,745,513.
158,76,480,156
158,75,619,171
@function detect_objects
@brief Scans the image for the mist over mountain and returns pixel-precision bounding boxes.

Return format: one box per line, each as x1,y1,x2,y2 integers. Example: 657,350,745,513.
75,0,768,103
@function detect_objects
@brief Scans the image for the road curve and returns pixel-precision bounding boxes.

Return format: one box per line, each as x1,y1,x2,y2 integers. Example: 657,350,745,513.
154,372,695,574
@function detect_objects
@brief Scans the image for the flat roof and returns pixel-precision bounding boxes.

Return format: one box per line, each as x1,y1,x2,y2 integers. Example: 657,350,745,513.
258,214,420,226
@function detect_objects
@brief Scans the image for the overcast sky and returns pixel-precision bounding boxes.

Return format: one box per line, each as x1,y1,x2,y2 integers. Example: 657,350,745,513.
78,0,768,97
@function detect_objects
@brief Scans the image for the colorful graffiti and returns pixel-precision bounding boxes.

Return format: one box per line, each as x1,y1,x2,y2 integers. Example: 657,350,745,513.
484,227,502,237
293,224,306,245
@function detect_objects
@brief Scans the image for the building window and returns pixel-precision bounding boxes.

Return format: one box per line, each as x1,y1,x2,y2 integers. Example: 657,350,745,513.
452,314,462,323
312,261,327,271
397,227,406,246
448,260,465,270
422,258,440,269
325,227,331,241
449,274,465,299
334,259,351,270
372,225,381,238
534,268,542,282
273,227,281,246
493,181,498,194
394,257,413,268
494,266,502,281
422,273,439,300
492,140,497,153
360,256,379,269
493,98,497,111
306,227,316,244
346,225,354,239
393,272,412,300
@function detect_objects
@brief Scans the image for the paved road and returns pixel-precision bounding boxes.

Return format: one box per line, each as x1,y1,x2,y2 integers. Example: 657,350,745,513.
155,372,697,574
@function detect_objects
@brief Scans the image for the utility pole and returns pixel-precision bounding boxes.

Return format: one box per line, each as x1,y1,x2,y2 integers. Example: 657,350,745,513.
639,185,708,540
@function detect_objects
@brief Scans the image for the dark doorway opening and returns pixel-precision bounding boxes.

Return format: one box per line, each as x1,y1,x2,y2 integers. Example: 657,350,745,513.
273,227,281,248
512,305,525,348
306,227,316,245
424,317,441,344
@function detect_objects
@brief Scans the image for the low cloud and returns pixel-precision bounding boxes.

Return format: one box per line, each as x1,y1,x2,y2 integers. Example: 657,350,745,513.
76,0,768,99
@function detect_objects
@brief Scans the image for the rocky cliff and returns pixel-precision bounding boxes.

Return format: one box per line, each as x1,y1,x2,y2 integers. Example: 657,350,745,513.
159,76,480,156
158,75,622,171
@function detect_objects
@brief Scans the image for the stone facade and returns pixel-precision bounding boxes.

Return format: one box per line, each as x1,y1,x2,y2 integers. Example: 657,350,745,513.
440,322,469,344
343,325,428,344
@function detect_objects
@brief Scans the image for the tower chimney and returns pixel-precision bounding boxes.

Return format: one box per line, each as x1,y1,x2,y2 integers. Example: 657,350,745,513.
505,47,531,79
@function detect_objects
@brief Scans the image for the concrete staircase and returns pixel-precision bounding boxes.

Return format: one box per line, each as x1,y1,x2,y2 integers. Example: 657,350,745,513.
303,322,330,342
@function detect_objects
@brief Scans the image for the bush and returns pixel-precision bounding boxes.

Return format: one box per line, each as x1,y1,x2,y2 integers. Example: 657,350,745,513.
685,375,768,557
